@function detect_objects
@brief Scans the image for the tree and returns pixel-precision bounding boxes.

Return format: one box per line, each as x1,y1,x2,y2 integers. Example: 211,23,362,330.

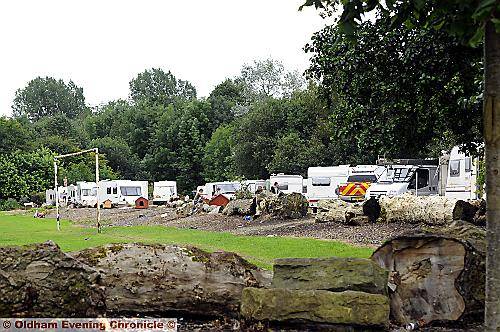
0,117,33,154
301,0,500,329
202,124,237,182
12,77,88,121
238,58,306,102
129,68,196,105
305,16,482,162
208,79,247,125
90,137,141,179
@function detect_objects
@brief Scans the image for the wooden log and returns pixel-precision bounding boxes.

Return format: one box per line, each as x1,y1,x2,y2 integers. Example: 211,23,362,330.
452,199,486,225
314,200,366,225
371,221,485,326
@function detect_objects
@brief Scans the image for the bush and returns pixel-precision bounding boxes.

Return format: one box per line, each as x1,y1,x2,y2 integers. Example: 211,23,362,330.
0,198,20,211
30,192,46,206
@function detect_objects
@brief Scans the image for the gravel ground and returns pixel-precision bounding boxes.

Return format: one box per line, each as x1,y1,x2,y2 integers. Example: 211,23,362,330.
46,206,421,247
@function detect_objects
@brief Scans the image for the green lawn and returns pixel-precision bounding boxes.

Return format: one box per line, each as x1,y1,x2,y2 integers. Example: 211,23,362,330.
0,212,373,269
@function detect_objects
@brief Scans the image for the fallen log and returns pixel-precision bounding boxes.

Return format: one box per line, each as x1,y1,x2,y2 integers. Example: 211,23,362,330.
378,194,485,226
371,221,485,326
73,243,271,317
314,200,366,225
257,193,308,219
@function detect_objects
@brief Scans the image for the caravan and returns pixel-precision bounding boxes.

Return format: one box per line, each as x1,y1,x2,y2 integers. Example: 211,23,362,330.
76,181,98,207
243,179,267,194
306,166,350,207
270,173,305,195
201,181,241,200
444,146,480,200
98,180,148,206
152,181,178,205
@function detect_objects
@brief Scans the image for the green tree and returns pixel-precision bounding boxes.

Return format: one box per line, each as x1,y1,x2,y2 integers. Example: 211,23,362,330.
208,79,246,125
305,17,482,162
12,77,88,121
301,0,500,328
129,68,196,105
202,124,236,182
90,137,141,179
0,117,33,154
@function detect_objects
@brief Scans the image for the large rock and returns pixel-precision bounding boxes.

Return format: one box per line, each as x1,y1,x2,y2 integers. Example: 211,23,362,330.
272,257,388,295
258,193,308,219
222,199,255,216
73,243,271,317
0,241,105,317
241,288,389,327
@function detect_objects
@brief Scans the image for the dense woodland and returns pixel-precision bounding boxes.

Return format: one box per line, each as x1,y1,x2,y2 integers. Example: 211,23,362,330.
0,14,483,205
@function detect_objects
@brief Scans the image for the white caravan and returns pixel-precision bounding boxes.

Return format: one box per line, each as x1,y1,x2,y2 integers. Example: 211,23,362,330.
76,181,98,207
153,181,178,205
243,180,266,194
444,146,480,200
45,186,69,206
306,166,350,207
269,174,305,195
202,181,241,200
98,180,148,206
366,161,439,199
45,189,56,205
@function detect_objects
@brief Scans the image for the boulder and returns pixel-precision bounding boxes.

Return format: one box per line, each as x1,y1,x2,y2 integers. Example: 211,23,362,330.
222,199,255,216
272,257,388,295
0,241,105,317
176,202,193,217
72,243,271,317
258,193,308,219
241,288,389,327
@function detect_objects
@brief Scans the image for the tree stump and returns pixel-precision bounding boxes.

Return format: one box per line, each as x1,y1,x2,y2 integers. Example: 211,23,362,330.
371,221,485,326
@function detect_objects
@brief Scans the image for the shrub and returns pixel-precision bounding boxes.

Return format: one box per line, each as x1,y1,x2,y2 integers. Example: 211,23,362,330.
0,198,20,211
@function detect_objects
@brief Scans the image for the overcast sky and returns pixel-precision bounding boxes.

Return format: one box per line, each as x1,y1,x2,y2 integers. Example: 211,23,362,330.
0,0,331,116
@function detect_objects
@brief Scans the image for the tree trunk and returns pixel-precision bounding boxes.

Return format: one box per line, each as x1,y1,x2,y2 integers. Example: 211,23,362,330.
371,222,485,326
484,22,500,331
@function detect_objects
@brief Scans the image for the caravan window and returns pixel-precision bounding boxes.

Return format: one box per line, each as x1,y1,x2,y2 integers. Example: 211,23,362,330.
450,160,460,177
312,177,331,186
277,183,289,191
120,186,142,196
465,157,472,172
113,187,118,194
107,187,111,194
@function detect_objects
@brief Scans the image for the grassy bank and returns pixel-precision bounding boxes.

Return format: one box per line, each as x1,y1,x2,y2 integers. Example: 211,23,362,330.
0,212,373,269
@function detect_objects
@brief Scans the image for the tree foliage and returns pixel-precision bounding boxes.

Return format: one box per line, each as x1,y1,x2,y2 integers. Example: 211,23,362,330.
12,77,88,121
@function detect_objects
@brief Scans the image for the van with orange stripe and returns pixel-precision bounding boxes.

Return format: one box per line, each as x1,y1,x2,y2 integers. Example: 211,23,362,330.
338,165,385,202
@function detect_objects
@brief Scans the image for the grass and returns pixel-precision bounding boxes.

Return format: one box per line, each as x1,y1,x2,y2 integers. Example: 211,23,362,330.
0,212,373,269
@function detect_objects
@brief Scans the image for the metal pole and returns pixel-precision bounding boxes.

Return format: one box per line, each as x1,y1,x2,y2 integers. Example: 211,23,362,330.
415,170,419,197
95,149,101,233
54,160,60,231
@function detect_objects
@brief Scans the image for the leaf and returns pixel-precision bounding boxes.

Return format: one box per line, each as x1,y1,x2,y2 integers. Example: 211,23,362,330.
468,26,485,47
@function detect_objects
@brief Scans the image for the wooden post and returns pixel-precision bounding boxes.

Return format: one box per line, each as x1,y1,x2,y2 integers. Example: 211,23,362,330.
54,160,60,231
95,148,101,233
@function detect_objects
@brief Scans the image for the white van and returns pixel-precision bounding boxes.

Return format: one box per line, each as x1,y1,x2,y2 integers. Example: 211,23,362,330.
98,180,148,206
269,174,305,195
153,181,178,204
76,181,98,207
306,166,350,207
444,146,480,200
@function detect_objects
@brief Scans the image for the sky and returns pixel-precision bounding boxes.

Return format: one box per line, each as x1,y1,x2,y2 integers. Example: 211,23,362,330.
0,0,332,116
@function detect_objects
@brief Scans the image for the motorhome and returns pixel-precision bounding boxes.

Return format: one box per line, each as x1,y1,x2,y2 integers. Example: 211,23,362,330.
269,173,305,196
202,181,241,200
444,146,480,200
45,189,56,206
366,160,439,199
306,166,350,207
98,180,148,206
338,165,386,202
152,181,178,205
76,181,98,207
45,186,69,206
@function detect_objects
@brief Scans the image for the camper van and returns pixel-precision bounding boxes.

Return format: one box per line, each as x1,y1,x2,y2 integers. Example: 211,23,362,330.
75,181,98,207
98,180,148,206
366,160,439,199
45,186,70,206
444,146,480,200
306,166,350,207
152,181,178,205
202,181,241,200
270,174,305,195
